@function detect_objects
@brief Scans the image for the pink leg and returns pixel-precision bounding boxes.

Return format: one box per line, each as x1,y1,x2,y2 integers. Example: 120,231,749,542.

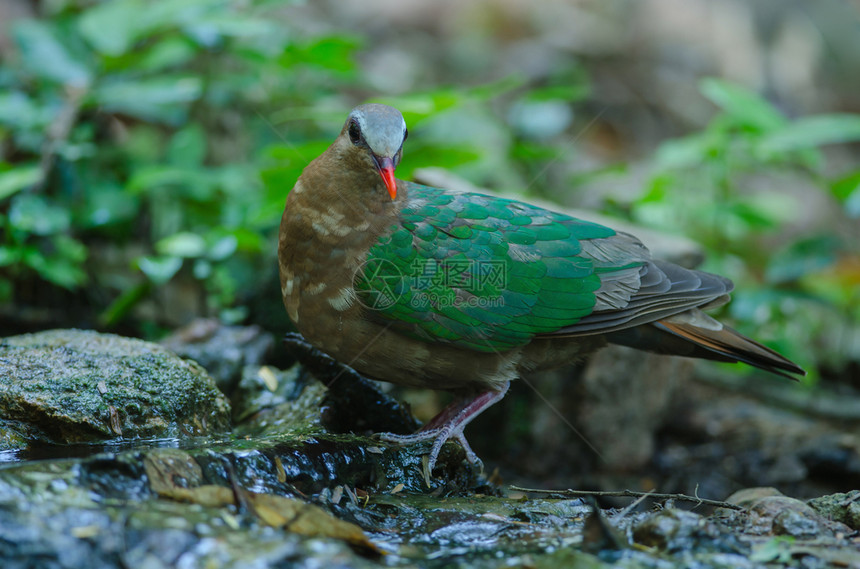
378,381,510,472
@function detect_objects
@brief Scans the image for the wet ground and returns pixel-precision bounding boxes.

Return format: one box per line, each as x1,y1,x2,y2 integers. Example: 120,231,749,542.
1,328,858,568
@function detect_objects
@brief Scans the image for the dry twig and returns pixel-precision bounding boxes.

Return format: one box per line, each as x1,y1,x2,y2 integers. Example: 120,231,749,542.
509,486,744,511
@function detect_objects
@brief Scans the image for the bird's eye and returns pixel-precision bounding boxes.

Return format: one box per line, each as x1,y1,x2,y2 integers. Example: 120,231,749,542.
348,120,362,145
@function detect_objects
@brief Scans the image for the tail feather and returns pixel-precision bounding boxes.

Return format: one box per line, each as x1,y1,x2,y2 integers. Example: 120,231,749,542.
606,309,806,379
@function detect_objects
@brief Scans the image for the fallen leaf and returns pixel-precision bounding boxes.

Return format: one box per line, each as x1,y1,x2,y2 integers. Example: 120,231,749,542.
71,525,101,538
258,366,279,391
143,449,204,495
331,485,344,504
274,456,286,483
108,405,123,436
156,483,380,554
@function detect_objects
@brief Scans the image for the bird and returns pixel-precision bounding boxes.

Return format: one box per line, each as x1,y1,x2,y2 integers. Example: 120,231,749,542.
278,103,805,473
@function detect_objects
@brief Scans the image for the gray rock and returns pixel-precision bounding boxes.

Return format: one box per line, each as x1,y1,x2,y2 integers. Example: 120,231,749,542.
0,329,231,450
808,491,860,531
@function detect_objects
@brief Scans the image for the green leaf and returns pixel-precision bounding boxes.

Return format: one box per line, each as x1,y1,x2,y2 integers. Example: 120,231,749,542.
638,173,674,203
81,184,140,227
0,166,40,200
846,188,860,218
0,246,21,267
281,35,362,74
759,114,860,153
127,166,214,199
396,144,479,179
0,278,11,302
655,133,716,168
138,255,183,285
207,235,238,261
156,232,206,257
741,191,800,226
193,258,212,279
21,236,87,289
0,93,44,130
167,124,207,166
724,201,777,230
13,20,92,86
521,84,588,103
225,228,265,253
184,15,280,43
94,76,202,124
765,235,840,284
40,236,88,288
219,306,248,325
831,170,860,202
375,90,465,125
9,194,70,235
77,0,146,56
830,170,860,217
138,37,198,71
750,537,794,563
127,166,193,193
99,282,151,327
700,78,785,131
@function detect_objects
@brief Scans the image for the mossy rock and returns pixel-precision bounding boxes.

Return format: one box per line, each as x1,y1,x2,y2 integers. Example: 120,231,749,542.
0,329,231,450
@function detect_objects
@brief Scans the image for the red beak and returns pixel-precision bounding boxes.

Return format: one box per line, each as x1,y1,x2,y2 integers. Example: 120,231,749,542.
373,155,398,200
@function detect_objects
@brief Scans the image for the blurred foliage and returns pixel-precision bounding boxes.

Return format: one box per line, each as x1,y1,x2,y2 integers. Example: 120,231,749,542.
629,78,860,380
1,2,858,380
0,0,488,326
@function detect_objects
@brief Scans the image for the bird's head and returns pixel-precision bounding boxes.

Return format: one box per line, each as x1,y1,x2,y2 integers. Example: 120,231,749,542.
339,104,407,201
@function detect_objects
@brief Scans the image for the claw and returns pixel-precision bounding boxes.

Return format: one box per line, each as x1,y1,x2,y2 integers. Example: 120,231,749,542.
377,382,509,474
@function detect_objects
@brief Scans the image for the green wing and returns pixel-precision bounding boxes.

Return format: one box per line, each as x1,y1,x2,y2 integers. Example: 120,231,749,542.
354,182,647,352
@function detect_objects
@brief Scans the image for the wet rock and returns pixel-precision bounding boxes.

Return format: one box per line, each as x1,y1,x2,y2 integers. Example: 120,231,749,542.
0,447,518,567
726,487,785,508
231,364,323,430
631,508,737,553
4,328,858,567
655,383,860,501
0,329,231,450
1,367,858,568
160,319,274,395
229,367,483,495
232,358,422,445
808,491,860,531
746,495,817,537
772,507,820,539
575,346,689,470
727,488,853,538
0,450,381,569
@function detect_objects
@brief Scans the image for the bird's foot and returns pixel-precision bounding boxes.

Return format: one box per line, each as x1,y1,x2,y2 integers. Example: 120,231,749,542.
377,382,509,474
377,426,481,473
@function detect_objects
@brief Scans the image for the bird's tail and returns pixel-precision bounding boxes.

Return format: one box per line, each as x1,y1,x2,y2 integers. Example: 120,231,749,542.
606,309,806,379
